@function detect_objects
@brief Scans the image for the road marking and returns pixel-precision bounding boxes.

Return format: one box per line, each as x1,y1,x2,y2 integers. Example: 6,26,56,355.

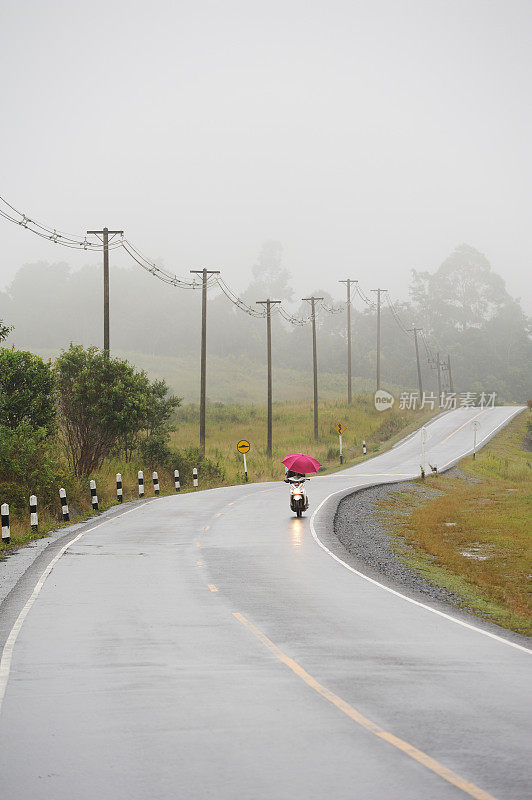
215,513,221,517
439,409,486,443
233,612,500,800
196,541,202,547
196,561,203,567
0,503,147,714
204,525,211,531
310,480,531,654
207,584,218,592
228,502,234,506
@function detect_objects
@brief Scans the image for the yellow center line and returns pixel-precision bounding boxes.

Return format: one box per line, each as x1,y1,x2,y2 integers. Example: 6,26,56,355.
207,584,218,592
233,612,499,800
439,409,486,444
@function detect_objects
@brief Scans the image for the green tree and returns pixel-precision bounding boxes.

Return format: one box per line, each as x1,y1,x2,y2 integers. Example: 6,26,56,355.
0,349,56,433
411,244,510,333
0,319,11,342
0,422,59,511
55,345,180,475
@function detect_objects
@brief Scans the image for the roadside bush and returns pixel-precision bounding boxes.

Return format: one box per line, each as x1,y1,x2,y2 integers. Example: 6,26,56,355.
0,348,55,433
0,423,61,510
55,345,180,475
172,447,225,487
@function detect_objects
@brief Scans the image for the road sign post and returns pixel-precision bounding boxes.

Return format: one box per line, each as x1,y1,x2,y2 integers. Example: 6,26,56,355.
472,420,481,460
237,440,250,482
334,423,346,464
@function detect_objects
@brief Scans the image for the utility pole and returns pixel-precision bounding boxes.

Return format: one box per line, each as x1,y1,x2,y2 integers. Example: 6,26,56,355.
256,299,281,458
303,296,323,442
447,354,454,393
339,279,357,404
190,268,221,454
436,351,442,406
371,289,385,390
86,227,124,355
412,325,423,398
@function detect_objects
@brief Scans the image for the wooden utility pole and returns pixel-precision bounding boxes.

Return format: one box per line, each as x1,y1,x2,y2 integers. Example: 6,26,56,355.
339,279,357,404
256,299,281,458
412,325,423,398
371,289,385,390
447,354,454,393
190,268,220,454
86,227,123,355
436,351,442,405
303,296,323,441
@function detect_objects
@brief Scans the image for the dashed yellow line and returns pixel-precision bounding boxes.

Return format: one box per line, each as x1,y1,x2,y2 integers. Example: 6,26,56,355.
207,584,218,592
439,409,486,443
233,612,499,800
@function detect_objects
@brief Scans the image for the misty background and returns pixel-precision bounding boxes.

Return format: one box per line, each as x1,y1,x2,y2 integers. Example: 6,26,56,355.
1,0,530,401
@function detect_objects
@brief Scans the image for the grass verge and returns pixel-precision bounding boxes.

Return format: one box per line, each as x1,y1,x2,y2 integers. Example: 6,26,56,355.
376,412,531,635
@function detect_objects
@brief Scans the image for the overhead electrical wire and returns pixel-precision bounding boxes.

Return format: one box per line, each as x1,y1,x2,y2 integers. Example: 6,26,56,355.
0,196,120,251
384,291,414,337
354,283,377,310
1,193,445,356
121,239,206,289
215,277,267,317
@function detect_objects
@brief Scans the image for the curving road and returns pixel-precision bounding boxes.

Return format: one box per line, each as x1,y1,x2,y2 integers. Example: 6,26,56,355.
0,405,530,800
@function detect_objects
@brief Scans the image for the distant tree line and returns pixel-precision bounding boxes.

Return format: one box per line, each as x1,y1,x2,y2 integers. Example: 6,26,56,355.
0,242,530,401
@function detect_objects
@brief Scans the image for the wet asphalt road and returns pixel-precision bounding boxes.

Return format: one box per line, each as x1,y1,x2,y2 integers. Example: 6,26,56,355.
0,406,530,800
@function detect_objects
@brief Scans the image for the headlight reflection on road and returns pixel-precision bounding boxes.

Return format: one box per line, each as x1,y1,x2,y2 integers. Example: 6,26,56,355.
291,519,303,549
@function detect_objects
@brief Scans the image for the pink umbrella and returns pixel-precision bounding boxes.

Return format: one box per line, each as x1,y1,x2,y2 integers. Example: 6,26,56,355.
282,453,322,474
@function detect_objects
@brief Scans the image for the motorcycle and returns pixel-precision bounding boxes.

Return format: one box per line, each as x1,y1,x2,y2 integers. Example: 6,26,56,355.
289,476,309,517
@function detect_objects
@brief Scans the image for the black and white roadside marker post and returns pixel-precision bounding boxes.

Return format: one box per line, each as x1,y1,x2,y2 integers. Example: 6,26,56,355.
30,495,38,532
152,471,160,495
193,468,198,488
237,440,250,482
116,473,123,503
90,480,99,511
1,504,10,545
138,471,144,497
59,488,70,521
174,470,180,492
362,440,367,455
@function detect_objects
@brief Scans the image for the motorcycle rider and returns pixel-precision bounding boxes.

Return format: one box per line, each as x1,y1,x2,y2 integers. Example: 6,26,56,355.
284,467,305,482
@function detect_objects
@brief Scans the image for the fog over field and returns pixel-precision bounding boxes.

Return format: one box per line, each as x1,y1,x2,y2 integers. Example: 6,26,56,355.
1,0,531,310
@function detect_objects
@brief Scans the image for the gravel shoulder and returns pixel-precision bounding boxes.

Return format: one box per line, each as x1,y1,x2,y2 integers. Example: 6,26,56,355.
333,473,465,609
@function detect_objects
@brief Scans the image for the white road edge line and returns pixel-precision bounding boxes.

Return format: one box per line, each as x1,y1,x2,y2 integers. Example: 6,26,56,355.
0,503,147,713
310,409,530,655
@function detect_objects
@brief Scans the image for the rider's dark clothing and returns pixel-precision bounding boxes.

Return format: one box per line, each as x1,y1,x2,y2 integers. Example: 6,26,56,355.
285,469,305,482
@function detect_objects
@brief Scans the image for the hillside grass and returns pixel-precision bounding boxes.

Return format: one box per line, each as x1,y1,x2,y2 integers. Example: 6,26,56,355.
170,397,438,483
1,396,436,555
29,348,401,404
376,412,531,635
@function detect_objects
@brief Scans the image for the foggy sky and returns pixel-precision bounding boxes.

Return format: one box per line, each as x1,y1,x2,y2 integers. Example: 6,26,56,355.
1,0,531,309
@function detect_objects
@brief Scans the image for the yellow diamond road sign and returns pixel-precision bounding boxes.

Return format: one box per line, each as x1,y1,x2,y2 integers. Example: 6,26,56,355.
334,422,346,436
237,440,251,453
